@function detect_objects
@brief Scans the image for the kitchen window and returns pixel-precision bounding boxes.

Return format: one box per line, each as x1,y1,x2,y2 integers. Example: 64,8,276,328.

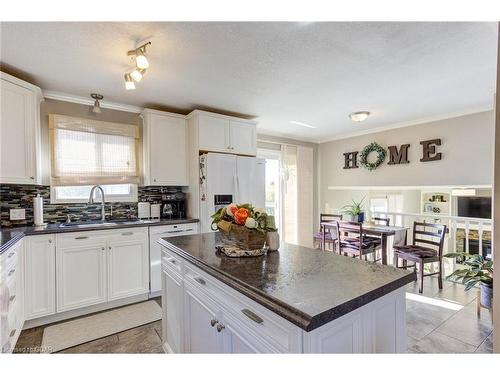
49,114,140,203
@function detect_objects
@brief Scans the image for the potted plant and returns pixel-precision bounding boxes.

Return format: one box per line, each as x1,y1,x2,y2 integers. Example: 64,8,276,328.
443,252,493,308
341,197,365,223
211,203,277,255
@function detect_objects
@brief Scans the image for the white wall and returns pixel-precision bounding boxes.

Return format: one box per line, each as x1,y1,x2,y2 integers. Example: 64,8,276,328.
320,111,495,212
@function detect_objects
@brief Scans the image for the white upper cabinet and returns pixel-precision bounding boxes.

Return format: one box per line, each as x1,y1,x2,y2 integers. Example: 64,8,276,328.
197,115,230,153
0,72,43,185
142,109,188,186
188,110,257,156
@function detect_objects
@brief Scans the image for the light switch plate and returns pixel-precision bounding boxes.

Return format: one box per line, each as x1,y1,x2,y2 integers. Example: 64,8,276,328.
10,208,26,220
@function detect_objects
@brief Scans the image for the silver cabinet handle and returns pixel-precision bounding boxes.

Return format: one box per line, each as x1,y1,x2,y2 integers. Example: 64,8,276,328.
75,236,88,240
121,232,134,236
194,277,206,285
101,247,105,251
8,269,15,277
166,230,183,234
48,239,52,243
168,258,177,265
216,323,225,332
210,318,218,327
7,252,15,258
9,329,16,337
241,309,264,324
30,176,35,180
9,295,16,302
108,246,112,250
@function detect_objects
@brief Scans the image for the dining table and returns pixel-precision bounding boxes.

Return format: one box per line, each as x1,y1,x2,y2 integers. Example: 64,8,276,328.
320,221,408,265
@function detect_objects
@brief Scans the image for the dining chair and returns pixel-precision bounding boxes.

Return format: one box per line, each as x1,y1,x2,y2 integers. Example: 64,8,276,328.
393,222,446,294
313,214,342,251
335,221,381,261
373,217,390,226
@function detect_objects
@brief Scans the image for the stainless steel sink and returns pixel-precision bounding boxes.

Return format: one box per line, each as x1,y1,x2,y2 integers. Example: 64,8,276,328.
58,219,145,229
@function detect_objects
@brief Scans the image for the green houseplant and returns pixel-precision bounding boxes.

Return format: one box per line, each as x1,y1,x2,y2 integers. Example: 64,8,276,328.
341,197,365,223
443,252,493,308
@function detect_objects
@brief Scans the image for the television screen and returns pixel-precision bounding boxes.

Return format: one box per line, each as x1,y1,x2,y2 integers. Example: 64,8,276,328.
457,197,492,219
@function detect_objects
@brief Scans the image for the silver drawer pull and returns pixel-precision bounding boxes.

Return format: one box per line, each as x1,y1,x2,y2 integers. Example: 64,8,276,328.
168,258,177,265
75,236,88,240
9,329,16,337
241,309,264,324
9,295,16,302
8,269,15,277
194,277,206,285
216,323,225,332
166,230,183,234
7,252,15,258
210,318,218,327
121,232,134,236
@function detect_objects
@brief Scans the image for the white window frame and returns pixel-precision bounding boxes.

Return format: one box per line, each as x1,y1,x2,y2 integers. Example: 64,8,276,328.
50,184,138,204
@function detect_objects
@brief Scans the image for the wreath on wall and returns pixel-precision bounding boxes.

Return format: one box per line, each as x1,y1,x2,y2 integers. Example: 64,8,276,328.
359,142,386,171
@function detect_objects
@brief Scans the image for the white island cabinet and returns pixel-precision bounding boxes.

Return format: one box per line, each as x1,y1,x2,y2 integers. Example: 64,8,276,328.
160,235,411,354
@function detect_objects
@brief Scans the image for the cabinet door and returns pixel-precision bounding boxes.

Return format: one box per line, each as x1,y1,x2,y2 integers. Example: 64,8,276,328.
0,78,37,184
229,120,257,156
25,235,56,319
148,113,188,185
221,317,261,353
163,268,184,353
56,237,107,312
107,233,149,301
198,115,230,153
184,283,222,353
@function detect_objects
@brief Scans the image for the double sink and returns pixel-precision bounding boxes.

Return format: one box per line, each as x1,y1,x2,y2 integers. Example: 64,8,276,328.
58,219,156,229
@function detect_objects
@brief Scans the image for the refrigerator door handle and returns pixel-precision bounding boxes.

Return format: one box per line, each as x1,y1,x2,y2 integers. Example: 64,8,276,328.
233,174,239,203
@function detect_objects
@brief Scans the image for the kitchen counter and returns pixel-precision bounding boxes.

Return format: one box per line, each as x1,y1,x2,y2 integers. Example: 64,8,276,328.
159,232,416,332
0,218,199,254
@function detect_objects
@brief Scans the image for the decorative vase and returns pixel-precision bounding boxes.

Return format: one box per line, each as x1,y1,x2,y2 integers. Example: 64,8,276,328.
266,231,280,251
480,282,493,309
357,212,365,223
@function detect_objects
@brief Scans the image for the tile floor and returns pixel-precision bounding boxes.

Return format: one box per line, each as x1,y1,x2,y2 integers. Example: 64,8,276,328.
405,277,493,353
13,281,494,354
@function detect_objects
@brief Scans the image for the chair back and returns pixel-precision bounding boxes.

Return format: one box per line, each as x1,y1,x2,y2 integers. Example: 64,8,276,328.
336,221,364,251
320,214,342,232
412,222,447,256
373,217,390,226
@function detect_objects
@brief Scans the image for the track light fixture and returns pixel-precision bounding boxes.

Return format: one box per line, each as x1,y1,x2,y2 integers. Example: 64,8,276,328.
124,41,151,90
124,74,136,90
90,93,103,113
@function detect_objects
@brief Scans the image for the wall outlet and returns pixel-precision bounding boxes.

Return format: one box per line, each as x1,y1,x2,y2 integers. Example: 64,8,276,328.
10,208,26,221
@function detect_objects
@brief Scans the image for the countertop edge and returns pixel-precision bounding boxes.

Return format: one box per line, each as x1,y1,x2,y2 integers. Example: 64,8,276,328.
159,237,416,332
0,218,200,254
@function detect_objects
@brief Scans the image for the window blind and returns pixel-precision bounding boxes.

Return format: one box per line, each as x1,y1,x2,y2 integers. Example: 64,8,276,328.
49,114,140,186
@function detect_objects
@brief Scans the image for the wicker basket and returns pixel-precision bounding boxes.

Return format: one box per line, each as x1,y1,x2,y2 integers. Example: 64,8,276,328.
217,221,266,251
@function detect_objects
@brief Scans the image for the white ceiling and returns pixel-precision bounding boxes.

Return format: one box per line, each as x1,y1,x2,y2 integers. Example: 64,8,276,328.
0,22,497,142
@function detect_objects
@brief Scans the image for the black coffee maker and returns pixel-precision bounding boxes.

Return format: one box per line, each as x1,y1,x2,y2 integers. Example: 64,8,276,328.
161,190,186,219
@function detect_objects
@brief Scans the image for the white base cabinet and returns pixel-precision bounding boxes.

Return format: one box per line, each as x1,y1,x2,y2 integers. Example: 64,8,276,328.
1,240,25,353
161,246,407,353
56,228,149,313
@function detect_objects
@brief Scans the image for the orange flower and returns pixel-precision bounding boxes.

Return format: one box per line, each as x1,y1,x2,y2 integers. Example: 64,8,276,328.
234,208,249,225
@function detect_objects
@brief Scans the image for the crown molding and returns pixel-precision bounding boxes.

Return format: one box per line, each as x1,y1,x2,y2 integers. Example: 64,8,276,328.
327,184,492,191
42,90,143,114
318,105,494,144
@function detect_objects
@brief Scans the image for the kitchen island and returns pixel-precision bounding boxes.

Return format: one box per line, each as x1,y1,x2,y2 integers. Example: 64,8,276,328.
159,232,416,353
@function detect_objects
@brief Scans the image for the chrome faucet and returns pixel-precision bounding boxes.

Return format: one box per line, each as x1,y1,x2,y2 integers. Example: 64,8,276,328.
89,185,106,221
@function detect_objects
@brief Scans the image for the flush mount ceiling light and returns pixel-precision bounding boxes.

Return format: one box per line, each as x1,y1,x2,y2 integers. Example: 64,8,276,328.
124,41,151,90
90,93,103,113
290,120,317,129
124,74,136,90
349,111,371,122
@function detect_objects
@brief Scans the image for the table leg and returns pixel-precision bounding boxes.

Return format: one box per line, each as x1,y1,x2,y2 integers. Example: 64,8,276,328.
381,234,388,265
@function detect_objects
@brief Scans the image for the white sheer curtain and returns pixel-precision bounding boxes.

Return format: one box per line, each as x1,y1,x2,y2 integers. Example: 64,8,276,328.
49,114,140,186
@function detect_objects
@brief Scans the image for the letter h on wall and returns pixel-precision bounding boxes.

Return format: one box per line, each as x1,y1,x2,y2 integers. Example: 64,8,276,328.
343,152,359,169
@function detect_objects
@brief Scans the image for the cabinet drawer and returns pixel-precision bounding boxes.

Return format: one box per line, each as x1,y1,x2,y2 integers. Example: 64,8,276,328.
150,223,198,236
161,248,183,274
184,263,301,352
1,244,19,278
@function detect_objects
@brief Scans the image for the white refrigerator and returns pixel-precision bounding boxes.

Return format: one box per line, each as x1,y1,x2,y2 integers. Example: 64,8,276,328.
199,153,266,232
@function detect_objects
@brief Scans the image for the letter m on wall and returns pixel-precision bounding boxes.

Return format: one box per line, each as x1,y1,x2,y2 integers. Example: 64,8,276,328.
387,144,410,165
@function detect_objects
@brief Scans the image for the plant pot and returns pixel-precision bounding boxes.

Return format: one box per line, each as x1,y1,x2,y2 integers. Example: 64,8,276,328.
356,212,365,223
480,282,493,309
266,232,280,251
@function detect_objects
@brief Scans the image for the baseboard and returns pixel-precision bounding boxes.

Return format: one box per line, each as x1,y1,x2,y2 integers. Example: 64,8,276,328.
149,290,162,299
23,293,149,329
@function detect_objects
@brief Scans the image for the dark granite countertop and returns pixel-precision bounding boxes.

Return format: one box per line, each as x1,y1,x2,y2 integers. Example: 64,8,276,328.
159,232,416,332
0,218,199,254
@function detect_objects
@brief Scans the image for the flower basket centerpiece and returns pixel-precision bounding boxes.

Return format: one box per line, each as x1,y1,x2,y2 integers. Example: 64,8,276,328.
211,203,277,257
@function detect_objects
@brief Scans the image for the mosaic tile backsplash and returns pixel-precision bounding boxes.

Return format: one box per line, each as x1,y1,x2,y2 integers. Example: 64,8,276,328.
0,184,183,227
